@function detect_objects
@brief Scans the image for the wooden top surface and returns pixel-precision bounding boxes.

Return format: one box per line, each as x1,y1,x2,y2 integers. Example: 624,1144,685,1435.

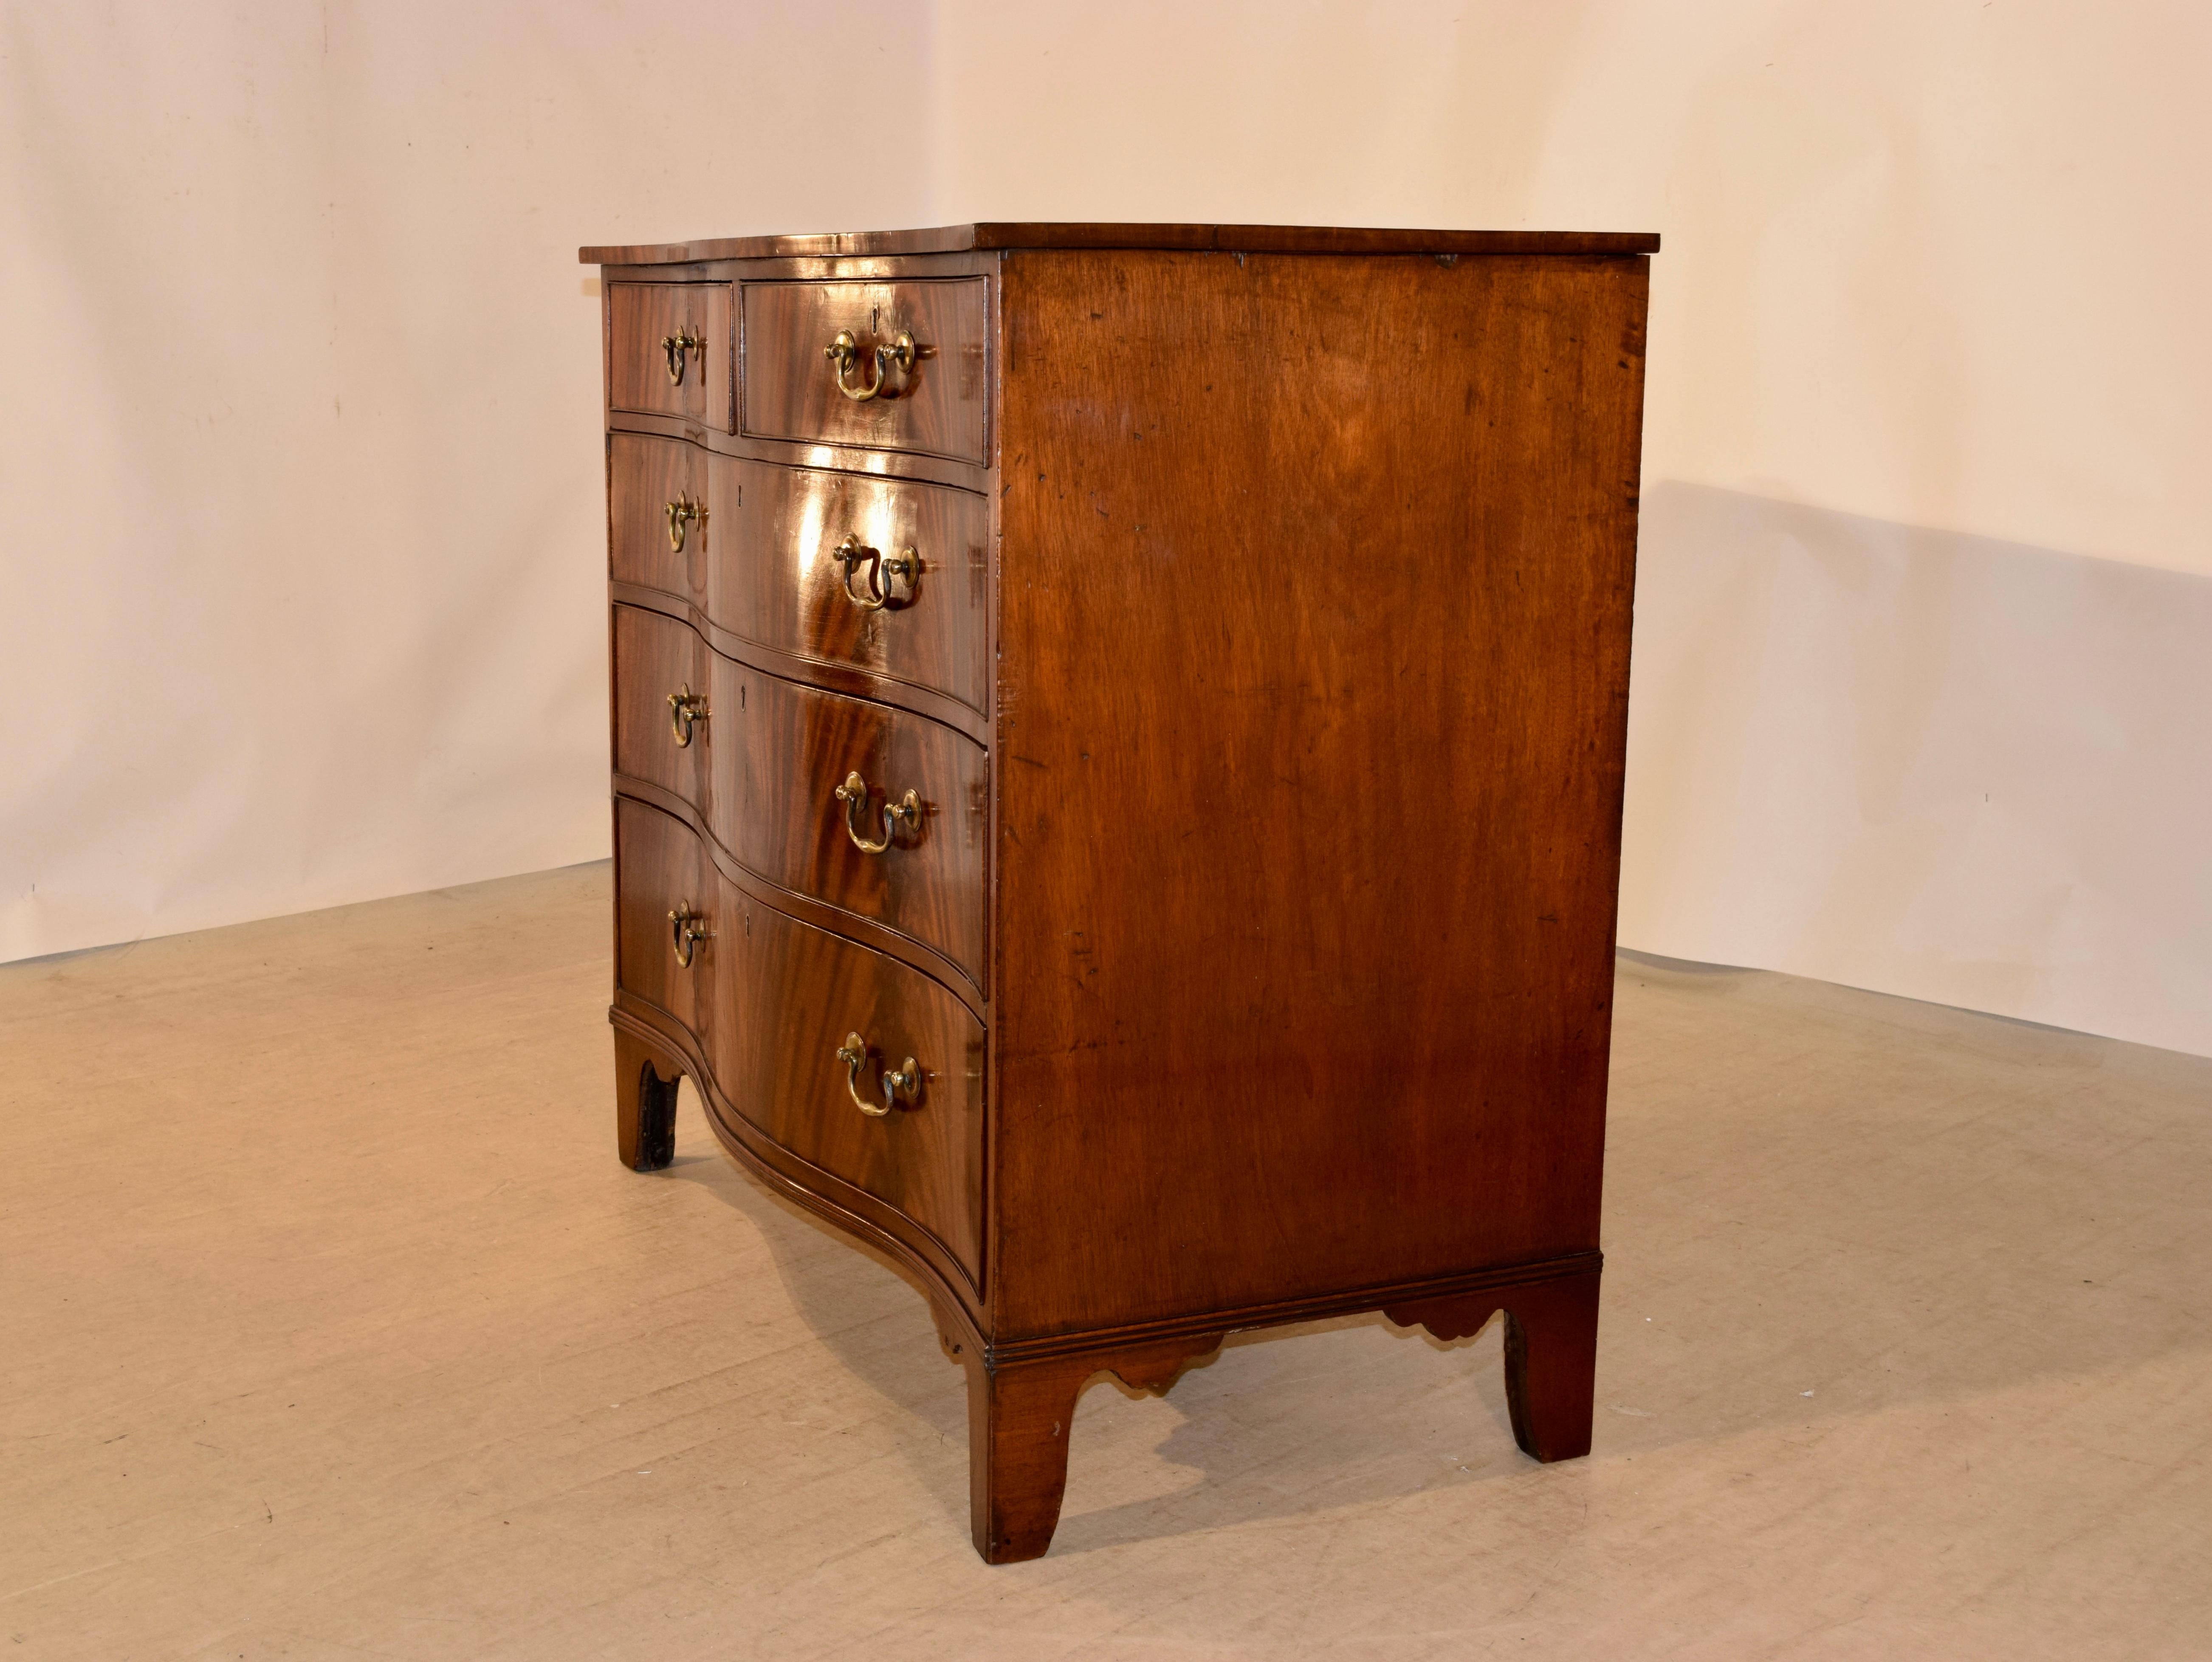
579,223,1660,265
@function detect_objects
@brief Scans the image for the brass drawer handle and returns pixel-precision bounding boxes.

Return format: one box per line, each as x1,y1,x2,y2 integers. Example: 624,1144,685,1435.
836,1032,920,1117
661,327,702,384
665,495,705,553
824,329,917,403
666,684,708,747
833,771,919,855
827,533,917,612
668,903,712,968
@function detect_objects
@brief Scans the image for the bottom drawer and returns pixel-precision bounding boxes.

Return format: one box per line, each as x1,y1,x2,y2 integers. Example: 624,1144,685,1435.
615,798,985,1285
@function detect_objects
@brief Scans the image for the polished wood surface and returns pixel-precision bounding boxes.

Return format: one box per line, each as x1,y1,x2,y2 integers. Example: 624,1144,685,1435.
610,604,712,817
741,279,990,464
583,221,1662,265
992,248,1645,1336
706,656,988,993
607,433,705,604
612,794,710,1040
699,837,987,1286
593,228,1653,1563
705,454,990,718
607,280,730,428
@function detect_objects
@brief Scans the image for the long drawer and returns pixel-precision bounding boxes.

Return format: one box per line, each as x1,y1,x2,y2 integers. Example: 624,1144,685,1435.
615,798,984,1283
741,278,990,464
710,650,988,992
706,454,989,718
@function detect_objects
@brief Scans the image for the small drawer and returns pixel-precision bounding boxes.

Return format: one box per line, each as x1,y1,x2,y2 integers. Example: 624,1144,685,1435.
706,457,988,717
741,279,989,464
609,282,731,426
710,661,987,992
708,884,985,1285
611,605,713,815
608,433,709,606
614,798,714,1041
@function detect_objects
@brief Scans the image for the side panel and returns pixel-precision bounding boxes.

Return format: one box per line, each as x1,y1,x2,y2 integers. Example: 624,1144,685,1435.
991,249,1648,1336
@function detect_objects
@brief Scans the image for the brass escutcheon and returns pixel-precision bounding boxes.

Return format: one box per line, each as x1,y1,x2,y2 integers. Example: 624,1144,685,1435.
665,495,705,553
661,327,702,384
832,771,919,855
823,328,917,403
835,1031,920,1117
667,902,711,968
667,684,707,748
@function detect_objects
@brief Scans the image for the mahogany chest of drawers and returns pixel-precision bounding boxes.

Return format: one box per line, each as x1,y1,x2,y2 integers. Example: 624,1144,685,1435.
581,223,1655,1562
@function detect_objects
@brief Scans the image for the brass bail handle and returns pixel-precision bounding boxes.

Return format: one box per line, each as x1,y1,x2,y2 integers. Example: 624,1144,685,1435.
661,327,702,385
835,1032,920,1117
667,903,712,968
665,495,704,553
824,328,917,403
827,533,917,611
833,771,919,855
667,684,708,748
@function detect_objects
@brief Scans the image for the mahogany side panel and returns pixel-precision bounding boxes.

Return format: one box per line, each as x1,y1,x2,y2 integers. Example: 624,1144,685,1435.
990,249,1648,1338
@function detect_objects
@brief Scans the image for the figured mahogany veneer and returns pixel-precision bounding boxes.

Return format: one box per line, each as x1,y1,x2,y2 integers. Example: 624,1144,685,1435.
742,279,991,464
589,223,1656,1562
606,281,731,429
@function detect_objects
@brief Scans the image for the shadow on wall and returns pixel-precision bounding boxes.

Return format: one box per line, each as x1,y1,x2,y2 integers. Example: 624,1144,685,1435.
1619,481,2212,1058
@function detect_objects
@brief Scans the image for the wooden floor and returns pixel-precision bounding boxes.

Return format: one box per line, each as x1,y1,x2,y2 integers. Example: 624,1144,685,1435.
4,864,2209,1660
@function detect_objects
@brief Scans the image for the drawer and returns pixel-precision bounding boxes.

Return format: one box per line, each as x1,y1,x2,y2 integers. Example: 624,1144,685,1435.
710,659,988,992
609,281,731,426
614,797,714,1041
706,456,988,717
608,434,708,606
742,279,989,464
708,878,985,1285
611,605,713,815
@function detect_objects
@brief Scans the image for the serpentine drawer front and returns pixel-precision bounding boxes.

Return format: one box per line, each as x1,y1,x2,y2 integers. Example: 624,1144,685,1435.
587,223,1658,1565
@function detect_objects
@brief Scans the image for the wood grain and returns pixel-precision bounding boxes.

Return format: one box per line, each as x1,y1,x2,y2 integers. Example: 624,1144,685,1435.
742,278,991,464
598,229,1653,1563
610,604,713,819
608,281,731,428
991,248,1648,1337
607,432,705,606
612,794,711,1042
582,222,1662,266
706,656,989,994
705,454,991,718
697,825,986,1285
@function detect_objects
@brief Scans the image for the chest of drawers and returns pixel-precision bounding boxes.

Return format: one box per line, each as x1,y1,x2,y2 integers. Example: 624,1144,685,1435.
581,223,1655,1562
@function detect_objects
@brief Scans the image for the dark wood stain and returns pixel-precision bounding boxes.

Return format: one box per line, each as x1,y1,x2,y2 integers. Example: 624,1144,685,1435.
742,278,991,463
592,226,1653,1564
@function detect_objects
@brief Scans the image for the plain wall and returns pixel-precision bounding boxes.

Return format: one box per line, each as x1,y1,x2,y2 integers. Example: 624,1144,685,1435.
3,1,2207,1055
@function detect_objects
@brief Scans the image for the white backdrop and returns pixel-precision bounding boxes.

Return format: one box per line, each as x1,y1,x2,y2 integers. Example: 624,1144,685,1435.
3,1,2208,1055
